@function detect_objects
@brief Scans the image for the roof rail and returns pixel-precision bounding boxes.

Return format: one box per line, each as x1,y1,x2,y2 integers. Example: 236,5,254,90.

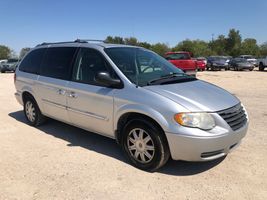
36,39,105,47
74,39,105,43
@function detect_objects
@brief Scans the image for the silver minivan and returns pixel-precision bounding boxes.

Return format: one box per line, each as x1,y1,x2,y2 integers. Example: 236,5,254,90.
14,40,248,171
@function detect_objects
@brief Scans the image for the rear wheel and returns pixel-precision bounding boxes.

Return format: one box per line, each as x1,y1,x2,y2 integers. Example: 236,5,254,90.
23,97,46,126
0,69,5,73
122,119,170,171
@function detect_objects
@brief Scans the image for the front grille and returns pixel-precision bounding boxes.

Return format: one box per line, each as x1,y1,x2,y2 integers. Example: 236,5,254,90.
218,103,247,131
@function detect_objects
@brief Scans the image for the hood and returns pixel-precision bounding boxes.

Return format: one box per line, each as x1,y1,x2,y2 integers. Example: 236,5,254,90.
144,80,239,112
246,58,257,62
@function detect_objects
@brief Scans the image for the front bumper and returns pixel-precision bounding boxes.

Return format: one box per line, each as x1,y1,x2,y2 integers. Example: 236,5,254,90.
165,122,248,161
212,64,228,69
1,65,15,71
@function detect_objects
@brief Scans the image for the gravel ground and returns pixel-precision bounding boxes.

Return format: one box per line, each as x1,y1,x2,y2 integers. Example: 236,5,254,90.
0,71,266,200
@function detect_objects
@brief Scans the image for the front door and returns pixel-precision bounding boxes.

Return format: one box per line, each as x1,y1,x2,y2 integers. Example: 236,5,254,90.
67,48,116,137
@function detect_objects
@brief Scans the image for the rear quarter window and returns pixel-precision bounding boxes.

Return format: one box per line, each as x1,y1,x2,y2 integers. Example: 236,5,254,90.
40,47,77,80
19,48,46,74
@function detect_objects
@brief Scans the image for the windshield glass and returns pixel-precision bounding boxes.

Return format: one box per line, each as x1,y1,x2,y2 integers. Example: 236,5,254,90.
104,47,189,86
209,56,227,61
7,59,18,63
243,55,255,59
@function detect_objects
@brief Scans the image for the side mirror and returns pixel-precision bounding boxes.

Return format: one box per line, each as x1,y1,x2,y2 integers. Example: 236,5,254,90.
95,71,123,89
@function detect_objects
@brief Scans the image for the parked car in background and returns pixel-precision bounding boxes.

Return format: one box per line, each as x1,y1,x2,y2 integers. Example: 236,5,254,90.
258,56,267,71
196,60,206,71
0,59,7,65
196,57,207,65
223,56,232,64
238,55,258,67
229,58,254,71
14,40,248,171
165,51,197,76
206,56,229,70
0,58,19,73
196,57,207,71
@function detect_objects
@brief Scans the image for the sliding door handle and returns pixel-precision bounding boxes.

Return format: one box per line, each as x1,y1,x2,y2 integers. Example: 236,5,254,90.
68,91,78,98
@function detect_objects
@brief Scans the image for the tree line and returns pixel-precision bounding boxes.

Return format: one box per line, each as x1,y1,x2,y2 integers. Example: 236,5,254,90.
0,29,266,60
105,29,267,57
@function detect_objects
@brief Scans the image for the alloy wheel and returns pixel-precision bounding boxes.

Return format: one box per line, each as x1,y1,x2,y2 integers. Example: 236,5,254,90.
25,101,36,122
127,128,155,163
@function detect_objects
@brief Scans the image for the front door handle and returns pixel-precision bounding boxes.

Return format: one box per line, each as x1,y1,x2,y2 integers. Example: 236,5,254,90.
57,89,66,95
68,91,78,98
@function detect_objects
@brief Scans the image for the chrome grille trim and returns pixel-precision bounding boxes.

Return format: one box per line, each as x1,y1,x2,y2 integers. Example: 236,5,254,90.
218,103,247,131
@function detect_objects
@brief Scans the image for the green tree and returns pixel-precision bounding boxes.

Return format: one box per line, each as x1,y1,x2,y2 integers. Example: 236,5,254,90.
259,42,267,57
19,47,31,59
0,45,11,60
173,39,212,57
240,38,260,56
150,43,170,56
226,29,242,57
209,35,227,55
137,42,151,49
105,36,124,44
124,37,138,46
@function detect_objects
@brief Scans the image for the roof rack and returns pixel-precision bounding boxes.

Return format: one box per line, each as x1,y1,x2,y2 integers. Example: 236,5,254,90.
74,39,105,43
36,39,105,46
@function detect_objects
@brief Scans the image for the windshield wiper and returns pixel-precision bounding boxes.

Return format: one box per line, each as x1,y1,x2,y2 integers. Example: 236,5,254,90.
147,73,195,85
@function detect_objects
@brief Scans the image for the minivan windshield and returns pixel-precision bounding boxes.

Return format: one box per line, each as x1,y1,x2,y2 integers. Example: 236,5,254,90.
104,47,195,86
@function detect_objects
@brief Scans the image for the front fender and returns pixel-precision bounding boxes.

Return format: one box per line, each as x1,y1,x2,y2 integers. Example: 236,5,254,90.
114,103,170,132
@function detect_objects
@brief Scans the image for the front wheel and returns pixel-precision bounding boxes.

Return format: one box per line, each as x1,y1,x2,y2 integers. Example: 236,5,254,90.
122,119,170,171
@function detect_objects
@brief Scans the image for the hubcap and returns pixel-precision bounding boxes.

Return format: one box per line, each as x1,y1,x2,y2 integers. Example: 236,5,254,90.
25,101,36,122
127,128,155,164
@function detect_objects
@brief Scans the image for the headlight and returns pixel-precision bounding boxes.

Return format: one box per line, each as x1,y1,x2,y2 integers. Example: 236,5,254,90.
174,113,215,130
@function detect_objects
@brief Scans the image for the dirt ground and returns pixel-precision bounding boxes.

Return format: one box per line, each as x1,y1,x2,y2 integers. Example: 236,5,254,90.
0,71,266,200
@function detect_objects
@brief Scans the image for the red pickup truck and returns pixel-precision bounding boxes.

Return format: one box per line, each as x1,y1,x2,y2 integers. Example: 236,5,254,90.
164,51,197,76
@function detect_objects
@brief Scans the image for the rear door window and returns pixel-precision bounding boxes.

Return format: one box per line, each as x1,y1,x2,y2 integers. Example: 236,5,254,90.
19,48,46,74
40,47,77,80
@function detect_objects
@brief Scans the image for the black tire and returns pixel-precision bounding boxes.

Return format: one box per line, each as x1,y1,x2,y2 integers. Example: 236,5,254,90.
259,63,265,71
23,96,46,126
0,69,5,73
210,65,214,71
121,119,170,171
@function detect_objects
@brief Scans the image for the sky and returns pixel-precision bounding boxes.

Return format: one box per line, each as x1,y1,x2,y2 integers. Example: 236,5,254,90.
0,0,266,54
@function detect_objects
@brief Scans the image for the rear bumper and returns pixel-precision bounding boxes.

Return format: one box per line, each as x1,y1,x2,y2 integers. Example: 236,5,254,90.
1,66,15,71
14,92,23,105
184,70,197,77
165,123,248,161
